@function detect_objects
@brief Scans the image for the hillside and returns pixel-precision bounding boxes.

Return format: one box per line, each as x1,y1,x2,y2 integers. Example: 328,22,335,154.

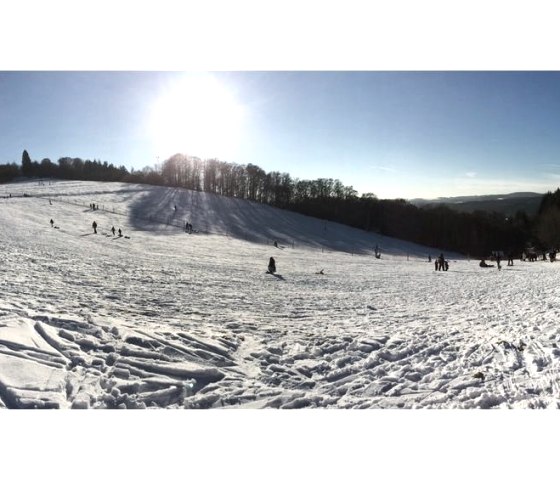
3,179,450,257
2,180,560,410
411,192,543,217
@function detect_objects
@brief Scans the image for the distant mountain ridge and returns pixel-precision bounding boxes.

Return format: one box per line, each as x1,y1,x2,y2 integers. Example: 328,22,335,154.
410,192,544,217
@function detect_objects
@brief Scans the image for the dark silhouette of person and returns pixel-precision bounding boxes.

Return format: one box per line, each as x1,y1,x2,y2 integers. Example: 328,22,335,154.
507,252,514,266
50,218,54,227
118,228,122,237
92,221,97,234
111,226,115,236
428,254,431,262
268,257,276,274
438,253,445,271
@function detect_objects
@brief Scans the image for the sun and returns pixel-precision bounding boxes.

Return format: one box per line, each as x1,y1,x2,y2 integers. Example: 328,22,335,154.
149,74,244,160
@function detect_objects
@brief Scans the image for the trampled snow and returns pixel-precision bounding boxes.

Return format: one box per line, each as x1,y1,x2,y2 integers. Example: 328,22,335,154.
2,179,560,410
5,178,560,478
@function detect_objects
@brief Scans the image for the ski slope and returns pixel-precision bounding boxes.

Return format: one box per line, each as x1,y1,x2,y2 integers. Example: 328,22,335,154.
2,179,560,409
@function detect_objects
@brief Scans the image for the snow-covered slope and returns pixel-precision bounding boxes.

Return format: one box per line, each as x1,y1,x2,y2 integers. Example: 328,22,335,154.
1,179,560,409
2,179,454,256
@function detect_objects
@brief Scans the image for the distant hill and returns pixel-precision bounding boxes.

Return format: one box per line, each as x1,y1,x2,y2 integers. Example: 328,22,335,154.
410,192,544,217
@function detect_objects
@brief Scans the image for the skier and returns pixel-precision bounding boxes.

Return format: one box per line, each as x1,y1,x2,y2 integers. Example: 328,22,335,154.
268,257,276,274
92,221,97,234
111,226,115,236
118,228,122,237
50,218,54,227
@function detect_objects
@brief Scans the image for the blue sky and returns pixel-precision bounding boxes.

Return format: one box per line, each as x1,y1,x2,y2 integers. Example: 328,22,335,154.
2,71,560,199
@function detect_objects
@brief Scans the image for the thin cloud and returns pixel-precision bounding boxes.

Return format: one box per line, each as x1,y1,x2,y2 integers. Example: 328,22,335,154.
465,172,477,178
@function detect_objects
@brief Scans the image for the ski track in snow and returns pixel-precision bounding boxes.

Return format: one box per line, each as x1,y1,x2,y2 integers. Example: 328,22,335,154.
2,180,560,409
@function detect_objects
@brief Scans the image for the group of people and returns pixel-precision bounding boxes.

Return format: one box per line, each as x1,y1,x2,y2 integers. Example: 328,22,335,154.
90,203,99,210
185,222,194,233
51,218,123,237
479,252,514,269
91,221,122,237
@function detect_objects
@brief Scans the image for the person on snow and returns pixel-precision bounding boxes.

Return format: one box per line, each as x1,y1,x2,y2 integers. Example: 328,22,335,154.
438,253,445,271
111,226,116,236
50,218,54,227
268,257,276,274
92,221,97,234
118,228,122,237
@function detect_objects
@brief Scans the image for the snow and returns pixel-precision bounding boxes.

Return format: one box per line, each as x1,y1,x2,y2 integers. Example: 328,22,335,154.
2,179,560,475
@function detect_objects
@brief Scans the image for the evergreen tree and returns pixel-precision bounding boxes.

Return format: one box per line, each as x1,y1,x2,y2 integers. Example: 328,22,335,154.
21,150,32,177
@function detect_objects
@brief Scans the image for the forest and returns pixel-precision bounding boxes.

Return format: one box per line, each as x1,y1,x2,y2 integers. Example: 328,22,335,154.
4,149,560,258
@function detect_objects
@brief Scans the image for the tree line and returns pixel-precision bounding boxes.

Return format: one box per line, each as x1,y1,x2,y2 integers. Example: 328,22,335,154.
6,149,560,257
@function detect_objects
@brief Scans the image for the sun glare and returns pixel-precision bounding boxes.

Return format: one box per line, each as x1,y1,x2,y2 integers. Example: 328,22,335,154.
149,74,244,160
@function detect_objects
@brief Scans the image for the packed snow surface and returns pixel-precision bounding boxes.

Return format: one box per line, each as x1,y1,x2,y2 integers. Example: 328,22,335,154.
2,179,560,409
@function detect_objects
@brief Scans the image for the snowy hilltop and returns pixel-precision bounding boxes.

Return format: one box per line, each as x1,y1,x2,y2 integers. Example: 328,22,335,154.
1,179,559,409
